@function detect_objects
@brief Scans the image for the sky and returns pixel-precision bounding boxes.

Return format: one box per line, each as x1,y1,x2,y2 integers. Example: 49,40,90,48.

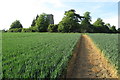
0,0,119,30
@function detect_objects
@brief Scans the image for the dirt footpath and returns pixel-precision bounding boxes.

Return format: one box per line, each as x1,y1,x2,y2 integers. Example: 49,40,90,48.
66,35,118,78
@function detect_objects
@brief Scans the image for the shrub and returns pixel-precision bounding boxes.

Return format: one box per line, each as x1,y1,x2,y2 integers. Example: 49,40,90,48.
47,24,58,32
8,28,22,32
22,27,37,32
22,28,32,32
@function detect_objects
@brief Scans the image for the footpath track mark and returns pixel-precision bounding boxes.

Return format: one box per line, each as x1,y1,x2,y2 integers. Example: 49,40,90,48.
66,35,118,78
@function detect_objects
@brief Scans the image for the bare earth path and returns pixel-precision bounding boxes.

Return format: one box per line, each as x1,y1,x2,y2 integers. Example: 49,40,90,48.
66,35,118,78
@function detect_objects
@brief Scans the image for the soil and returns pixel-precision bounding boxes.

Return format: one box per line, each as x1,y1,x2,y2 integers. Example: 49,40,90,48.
66,35,118,78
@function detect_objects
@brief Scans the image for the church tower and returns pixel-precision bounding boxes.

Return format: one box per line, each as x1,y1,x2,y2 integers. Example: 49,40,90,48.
47,14,54,24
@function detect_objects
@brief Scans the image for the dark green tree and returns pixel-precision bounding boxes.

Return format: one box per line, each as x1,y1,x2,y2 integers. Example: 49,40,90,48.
93,18,109,33
31,14,39,27
35,13,49,32
104,23,111,33
2,29,7,32
80,12,93,33
109,25,117,33
10,20,23,29
58,9,83,32
66,9,84,20
117,28,120,33
47,24,58,32
8,28,22,32
105,23,111,27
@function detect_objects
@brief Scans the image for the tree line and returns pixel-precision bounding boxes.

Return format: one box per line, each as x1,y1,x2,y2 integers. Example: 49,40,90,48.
3,9,120,33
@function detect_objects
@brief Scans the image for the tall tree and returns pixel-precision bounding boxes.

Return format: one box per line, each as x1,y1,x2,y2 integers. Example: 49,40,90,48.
109,25,117,33
47,24,58,32
31,15,39,27
105,23,111,28
93,18,109,33
117,28,120,33
80,12,92,32
58,9,83,32
10,20,23,29
35,13,49,32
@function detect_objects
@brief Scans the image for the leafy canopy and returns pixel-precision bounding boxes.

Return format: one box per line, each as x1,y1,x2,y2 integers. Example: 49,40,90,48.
80,12,92,32
35,13,49,32
58,9,83,32
10,20,23,29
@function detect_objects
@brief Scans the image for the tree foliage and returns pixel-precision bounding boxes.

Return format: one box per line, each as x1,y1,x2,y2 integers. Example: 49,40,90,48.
109,25,117,33
8,9,119,33
10,20,23,29
31,15,39,27
93,18,110,33
80,12,93,33
8,28,22,32
35,13,49,32
58,9,82,32
47,24,58,32
117,28,120,33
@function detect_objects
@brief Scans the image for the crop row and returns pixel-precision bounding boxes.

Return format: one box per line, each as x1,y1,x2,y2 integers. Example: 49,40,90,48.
88,34,119,73
2,33,80,78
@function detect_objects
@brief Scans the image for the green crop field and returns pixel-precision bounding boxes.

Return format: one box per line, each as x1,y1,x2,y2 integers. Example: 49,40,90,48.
2,33,80,78
88,34,119,74
0,32,2,79
2,33,119,78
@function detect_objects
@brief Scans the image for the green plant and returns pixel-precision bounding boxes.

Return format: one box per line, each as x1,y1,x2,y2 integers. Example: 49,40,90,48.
47,24,58,32
88,34,119,73
2,33,80,78
8,28,22,32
